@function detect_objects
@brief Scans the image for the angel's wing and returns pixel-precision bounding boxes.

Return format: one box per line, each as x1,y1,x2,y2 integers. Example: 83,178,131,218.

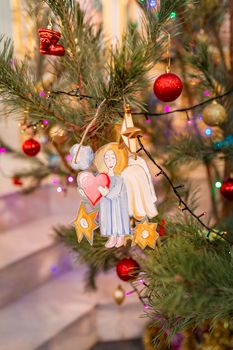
127,155,157,202
122,156,158,219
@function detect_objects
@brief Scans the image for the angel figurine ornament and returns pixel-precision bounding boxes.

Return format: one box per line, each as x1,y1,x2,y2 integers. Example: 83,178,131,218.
118,104,158,220
72,110,159,249
93,143,131,248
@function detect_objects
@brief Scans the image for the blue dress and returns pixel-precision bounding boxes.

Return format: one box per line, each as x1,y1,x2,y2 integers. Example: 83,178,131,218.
99,176,131,236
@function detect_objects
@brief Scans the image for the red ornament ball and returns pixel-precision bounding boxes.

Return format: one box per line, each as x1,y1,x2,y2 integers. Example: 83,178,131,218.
220,178,233,201
22,138,41,157
158,218,166,237
116,258,140,282
12,176,23,186
153,72,183,102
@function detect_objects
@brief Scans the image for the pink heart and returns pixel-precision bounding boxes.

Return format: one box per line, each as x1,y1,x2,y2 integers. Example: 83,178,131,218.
78,172,110,206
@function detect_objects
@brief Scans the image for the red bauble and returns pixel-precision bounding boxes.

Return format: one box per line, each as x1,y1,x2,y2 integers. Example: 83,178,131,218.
38,28,65,56
158,218,165,236
12,176,23,186
116,258,140,282
153,72,183,102
22,138,41,157
220,178,233,201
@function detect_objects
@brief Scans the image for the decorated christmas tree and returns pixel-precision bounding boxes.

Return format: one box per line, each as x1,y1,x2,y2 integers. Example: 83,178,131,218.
1,0,233,348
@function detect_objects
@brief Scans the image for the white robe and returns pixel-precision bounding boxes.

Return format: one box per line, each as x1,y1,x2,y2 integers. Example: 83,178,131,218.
122,156,158,220
99,175,131,236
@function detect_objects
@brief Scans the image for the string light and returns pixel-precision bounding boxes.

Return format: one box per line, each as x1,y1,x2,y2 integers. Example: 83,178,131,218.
57,186,63,193
145,116,151,123
0,147,6,153
215,181,222,189
174,185,184,190
164,105,170,113
39,90,45,97
169,11,176,19
18,119,48,134
43,119,49,126
65,154,72,161
204,90,210,97
125,290,135,297
149,0,156,6
137,136,230,243
50,265,58,274
186,111,191,124
50,87,233,120
52,177,59,185
68,176,74,183
198,212,206,218
205,127,212,136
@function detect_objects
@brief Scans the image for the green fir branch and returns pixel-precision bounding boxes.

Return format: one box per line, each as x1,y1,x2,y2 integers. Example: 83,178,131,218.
55,225,131,288
142,216,233,338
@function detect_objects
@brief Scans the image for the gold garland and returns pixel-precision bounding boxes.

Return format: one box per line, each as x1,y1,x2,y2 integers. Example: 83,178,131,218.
143,320,233,350
143,326,169,350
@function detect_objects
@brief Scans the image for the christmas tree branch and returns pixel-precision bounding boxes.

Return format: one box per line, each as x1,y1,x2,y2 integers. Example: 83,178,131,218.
49,86,233,118
55,225,131,289
56,216,233,337
142,217,233,338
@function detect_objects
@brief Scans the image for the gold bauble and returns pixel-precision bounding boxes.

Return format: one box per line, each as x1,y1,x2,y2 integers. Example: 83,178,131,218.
113,285,125,306
49,125,68,144
202,102,227,127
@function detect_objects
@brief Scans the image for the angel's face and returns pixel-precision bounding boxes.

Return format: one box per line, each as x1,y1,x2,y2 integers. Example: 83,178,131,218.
104,150,117,170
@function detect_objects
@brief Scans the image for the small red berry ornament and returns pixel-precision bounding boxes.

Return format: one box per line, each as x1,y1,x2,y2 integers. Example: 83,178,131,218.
116,258,140,282
220,178,233,201
153,72,183,102
22,138,41,157
12,176,23,186
158,218,166,236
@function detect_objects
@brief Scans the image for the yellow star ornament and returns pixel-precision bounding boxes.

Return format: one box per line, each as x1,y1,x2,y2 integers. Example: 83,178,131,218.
73,203,98,245
134,220,159,249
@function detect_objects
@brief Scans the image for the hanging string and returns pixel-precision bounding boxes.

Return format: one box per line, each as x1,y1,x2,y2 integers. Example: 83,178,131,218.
163,30,171,73
47,16,53,30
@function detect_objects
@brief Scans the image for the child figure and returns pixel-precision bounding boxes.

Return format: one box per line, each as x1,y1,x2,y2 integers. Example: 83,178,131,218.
94,143,131,248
